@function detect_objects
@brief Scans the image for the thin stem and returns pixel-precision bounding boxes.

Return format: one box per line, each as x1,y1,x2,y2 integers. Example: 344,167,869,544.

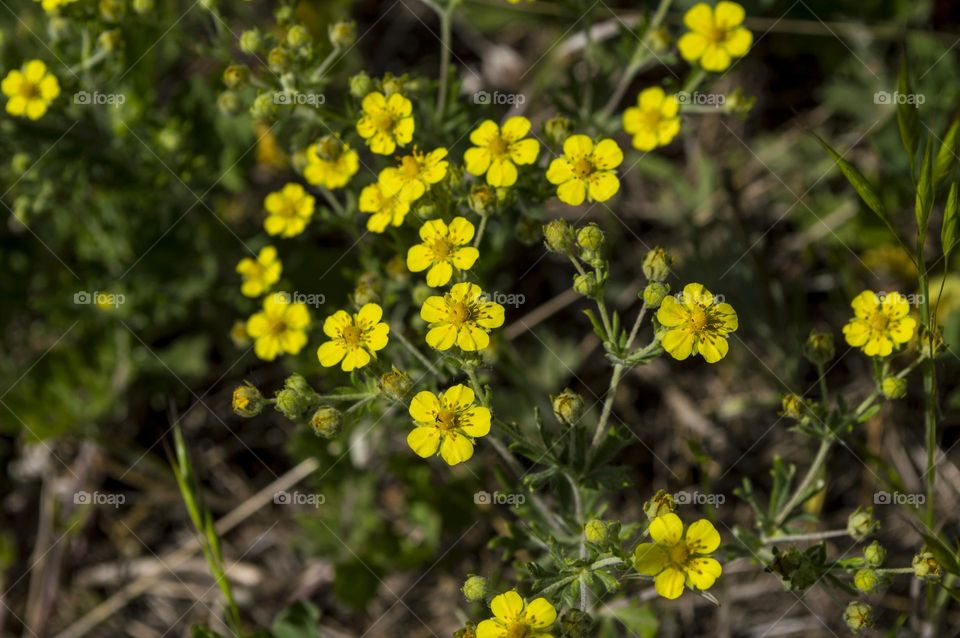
625,302,649,350
310,46,342,82
589,364,624,453
566,472,589,612
773,437,832,528
761,529,848,544
473,215,489,249
315,393,376,402
918,262,937,531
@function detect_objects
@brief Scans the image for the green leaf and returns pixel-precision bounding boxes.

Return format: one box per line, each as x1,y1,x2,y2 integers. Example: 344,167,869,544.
896,53,920,171
814,133,889,223
190,627,225,638
271,601,322,638
934,114,960,187
943,182,959,261
916,135,935,237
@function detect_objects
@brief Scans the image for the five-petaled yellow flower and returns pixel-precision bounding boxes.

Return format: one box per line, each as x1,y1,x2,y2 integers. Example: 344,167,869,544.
246,293,310,361
464,117,540,187
623,87,681,152
263,183,315,238
36,0,77,12
407,217,480,287
379,147,449,202
303,137,359,189
355,91,414,155
236,246,282,298
359,180,411,232
476,590,556,638
842,291,916,357
633,513,722,600
2,60,60,120
657,283,738,363
678,1,753,72
421,282,505,351
406,385,491,465
545,134,623,206
317,303,390,371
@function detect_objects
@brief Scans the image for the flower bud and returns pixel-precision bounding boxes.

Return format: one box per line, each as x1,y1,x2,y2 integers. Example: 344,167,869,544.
642,282,669,309
551,388,584,426
576,223,605,252
803,329,835,366
648,27,671,53
468,185,497,217
543,115,572,146
846,507,877,541
559,609,594,638
275,374,318,421
863,540,886,567
98,29,123,53
843,601,872,634
268,47,292,74
217,91,241,116
912,550,941,581
284,373,313,396
251,92,278,120
349,72,373,99
329,21,356,48
853,568,883,593
461,575,487,602
380,73,407,96
99,0,125,22
881,376,906,399
230,321,250,347
11,153,29,174
641,247,672,282
240,29,261,54
584,519,609,544
573,272,600,298
780,394,805,420
232,383,264,418
453,624,477,638
132,0,154,13
643,489,675,520
286,25,312,49
379,368,413,401
310,406,342,438
353,272,381,307
222,64,249,89
543,219,576,255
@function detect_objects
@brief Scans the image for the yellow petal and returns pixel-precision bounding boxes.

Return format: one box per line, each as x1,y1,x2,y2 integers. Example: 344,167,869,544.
683,3,714,33
441,384,475,409
723,27,753,56
685,519,722,553
714,1,745,29
587,171,620,202
487,158,518,187
407,244,433,272
409,390,441,422
476,619,507,638
657,296,687,327
649,513,684,544
500,116,531,141
654,567,686,599
458,324,490,351
562,134,594,159
464,147,492,176
662,328,695,360
254,335,280,361
521,598,557,629
439,432,474,465
23,60,47,83
633,542,668,575
365,323,390,351
461,407,491,437
678,32,708,62
509,138,540,165
420,296,450,323
685,556,722,590
342,347,372,371
591,139,623,170
447,217,475,244
476,302,505,329
545,157,573,185
323,310,353,338
470,120,500,147
361,91,387,114
426,324,458,350
426,261,453,287
639,86,666,110
407,426,441,458
356,303,383,327
490,591,525,622
557,179,587,206
317,341,346,367
696,333,729,363
700,44,732,72
450,247,479,270
850,290,879,319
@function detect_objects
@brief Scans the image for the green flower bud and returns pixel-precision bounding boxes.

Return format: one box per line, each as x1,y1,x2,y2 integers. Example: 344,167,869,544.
543,219,576,255
573,272,600,298
803,329,835,366
460,575,487,602
222,64,249,89
353,272,381,307
250,92,278,121
780,394,805,420
912,550,941,581
380,73,406,96
576,223,605,252
217,91,241,116
846,507,877,541
551,388,584,426
274,5,294,24
284,373,313,396
881,376,906,399
379,368,413,402
329,21,356,48
232,383,264,418
584,519,609,544
453,624,477,638
11,153,29,174
275,374,318,421
648,27,671,53
98,29,123,53
642,282,669,309
843,601,872,634
240,29,261,54
286,25,312,49
230,321,250,348
643,489,675,520
268,47,292,74
543,115,572,146
863,540,886,567
853,568,882,593
349,72,373,99
310,406,342,439
99,0,125,22
559,609,595,638
132,0,154,13
468,185,497,217
642,247,672,282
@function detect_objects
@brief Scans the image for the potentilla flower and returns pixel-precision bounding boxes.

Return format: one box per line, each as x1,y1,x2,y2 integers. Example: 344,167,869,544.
476,590,557,638
545,134,623,206
358,179,411,232
623,87,681,151
316,303,390,371
657,283,738,363
406,384,491,465
246,293,310,361
678,1,753,72
36,0,77,11
2,60,60,120
407,217,479,287
355,91,414,155
236,246,282,297
263,183,315,238
842,291,916,357
303,137,359,189
420,282,504,351
464,116,540,187
633,512,722,600
379,147,449,202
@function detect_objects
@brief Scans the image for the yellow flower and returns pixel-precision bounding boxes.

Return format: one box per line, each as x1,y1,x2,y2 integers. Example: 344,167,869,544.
545,134,623,206
36,0,77,10
355,91,414,155
421,282,504,351
476,590,556,638
406,385,491,465
842,291,916,357
246,293,310,361
657,283,738,363
317,303,390,371
379,147,449,202
359,179,411,232
464,117,540,187
623,87,681,151
255,122,288,170
303,138,359,189
633,513,722,600
678,1,753,72
407,217,480,287
263,183,315,238
236,246,282,298
2,60,60,120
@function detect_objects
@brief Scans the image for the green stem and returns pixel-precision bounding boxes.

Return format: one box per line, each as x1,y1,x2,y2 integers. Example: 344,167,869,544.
310,46,343,82
761,529,848,544
473,214,489,249
393,326,440,376
773,438,832,529
917,246,937,532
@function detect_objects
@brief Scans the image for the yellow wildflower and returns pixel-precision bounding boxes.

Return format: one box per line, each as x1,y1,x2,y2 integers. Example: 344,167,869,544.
316,303,390,371
633,512,722,600
678,2,753,72
842,291,916,357
263,183,315,238
657,283,738,363
545,134,623,206
36,0,77,11
246,293,310,361
355,91,414,155
421,282,505,351
236,246,282,298
379,147,449,202
476,590,556,638
406,217,480,287
303,137,359,189
623,87,681,151
464,117,540,187
359,179,411,232
2,60,60,120
406,384,491,465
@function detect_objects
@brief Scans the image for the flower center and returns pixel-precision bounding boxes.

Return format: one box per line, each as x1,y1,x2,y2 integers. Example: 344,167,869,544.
19,82,39,99
641,110,662,129
430,239,452,260
448,301,472,325
341,324,364,347
436,407,458,430
505,622,530,638
572,158,594,178
267,318,288,335
705,26,726,43
668,542,689,567
688,307,710,332
401,155,422,178
373,110,396,132
314,138,342,161
487,135,509,157
869,313,890,333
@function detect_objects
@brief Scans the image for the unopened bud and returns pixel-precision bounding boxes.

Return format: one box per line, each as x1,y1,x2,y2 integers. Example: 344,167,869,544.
310,406,342,438
643,489,675,520
222,64,248,89
846,507,877,541
642,247,672,281
349,72,373,99
240,29,261,54
232,383,264,418
803,330,835,366
912,550,941,581
642,282,669,309
461,575,488,602
843,601,872,634
584,519,609,544
573,272,600,298
551,388,584,426
379,368,413,401
329,21,356,48
543,219,576,255
576,223,605,252
543,115,572,146
286,25,312,49
881,376,906,399
863,540,886,567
